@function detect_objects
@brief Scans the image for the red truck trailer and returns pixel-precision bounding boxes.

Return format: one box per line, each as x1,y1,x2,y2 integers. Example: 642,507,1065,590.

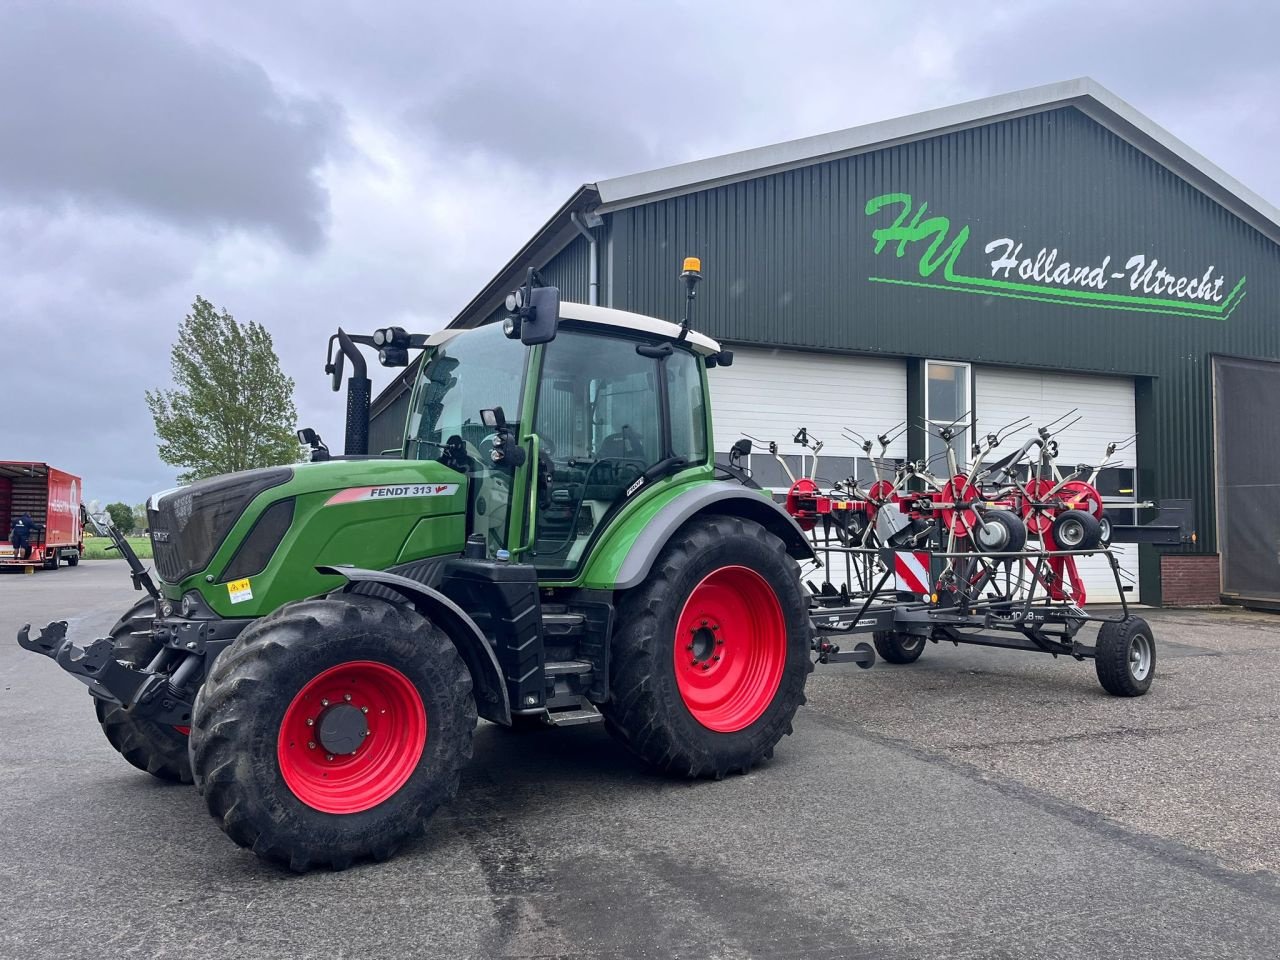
0,462,84,570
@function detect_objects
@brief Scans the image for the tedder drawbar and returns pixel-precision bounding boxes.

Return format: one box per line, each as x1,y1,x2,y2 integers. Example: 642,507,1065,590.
17,259,1181,872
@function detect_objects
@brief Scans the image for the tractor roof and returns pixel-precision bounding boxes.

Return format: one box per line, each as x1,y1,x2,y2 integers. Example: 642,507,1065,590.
560,302,721,355
426,302,722,356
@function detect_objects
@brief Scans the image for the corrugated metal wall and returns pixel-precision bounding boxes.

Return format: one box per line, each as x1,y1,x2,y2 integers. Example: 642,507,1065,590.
369,388,411,456
606,107,1280,578
538,233,593,303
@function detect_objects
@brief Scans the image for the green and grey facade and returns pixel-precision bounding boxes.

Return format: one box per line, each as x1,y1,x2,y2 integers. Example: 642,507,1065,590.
372,78,1280,607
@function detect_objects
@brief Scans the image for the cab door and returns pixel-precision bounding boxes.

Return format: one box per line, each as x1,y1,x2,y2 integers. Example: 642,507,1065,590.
527,328,708,575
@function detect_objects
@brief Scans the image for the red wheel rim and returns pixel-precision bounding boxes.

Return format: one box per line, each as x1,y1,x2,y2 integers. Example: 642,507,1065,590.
940,475,980,536
674,566,788,733
868,480,895,503
277,660,427,814
1058,480,1104,520
1021,478,1057,534
784,478,820,531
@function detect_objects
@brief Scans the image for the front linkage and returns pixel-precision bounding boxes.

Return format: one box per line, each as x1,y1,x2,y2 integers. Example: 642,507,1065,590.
18,515,248,728
18,613,248,727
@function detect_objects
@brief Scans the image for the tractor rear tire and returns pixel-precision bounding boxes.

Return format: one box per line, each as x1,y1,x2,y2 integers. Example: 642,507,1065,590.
602,515,812,778
872,630,926,664
189,595,476,871
95,597,194,784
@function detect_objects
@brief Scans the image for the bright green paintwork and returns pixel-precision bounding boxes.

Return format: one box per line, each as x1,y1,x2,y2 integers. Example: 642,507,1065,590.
166,458,468,617
566,463,714,589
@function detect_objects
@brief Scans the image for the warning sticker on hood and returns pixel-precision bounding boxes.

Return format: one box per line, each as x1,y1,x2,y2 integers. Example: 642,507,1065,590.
325,483,459,506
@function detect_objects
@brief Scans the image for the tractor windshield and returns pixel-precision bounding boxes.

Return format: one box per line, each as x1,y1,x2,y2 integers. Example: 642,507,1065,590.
405,323,527,550
406,323,526,458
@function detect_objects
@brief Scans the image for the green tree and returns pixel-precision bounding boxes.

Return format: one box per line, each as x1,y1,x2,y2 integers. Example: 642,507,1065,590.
105,502,135,533
146,296,302,483
132,503,148,532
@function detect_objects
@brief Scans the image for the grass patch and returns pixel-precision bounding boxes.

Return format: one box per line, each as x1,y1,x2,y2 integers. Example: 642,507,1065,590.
83,535,153,560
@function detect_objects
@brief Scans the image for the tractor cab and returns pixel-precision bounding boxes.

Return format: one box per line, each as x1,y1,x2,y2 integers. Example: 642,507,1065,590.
401,269,729,580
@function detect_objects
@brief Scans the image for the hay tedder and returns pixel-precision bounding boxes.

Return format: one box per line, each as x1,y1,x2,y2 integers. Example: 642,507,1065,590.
737,410,1194,696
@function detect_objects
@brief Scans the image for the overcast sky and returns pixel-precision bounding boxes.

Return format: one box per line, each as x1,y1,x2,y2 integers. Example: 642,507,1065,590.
2,0,1277,506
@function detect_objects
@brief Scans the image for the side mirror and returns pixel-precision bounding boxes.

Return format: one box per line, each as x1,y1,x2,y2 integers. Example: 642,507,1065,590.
731,437,753,458
717,350,734,367
504,270,560,345
520,284,560,345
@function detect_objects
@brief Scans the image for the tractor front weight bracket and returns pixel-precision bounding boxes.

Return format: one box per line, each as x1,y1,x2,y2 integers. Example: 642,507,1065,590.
17,621,197,726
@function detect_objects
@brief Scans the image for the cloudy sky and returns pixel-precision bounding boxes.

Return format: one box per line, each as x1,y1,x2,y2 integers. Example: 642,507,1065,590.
2,0,1277,506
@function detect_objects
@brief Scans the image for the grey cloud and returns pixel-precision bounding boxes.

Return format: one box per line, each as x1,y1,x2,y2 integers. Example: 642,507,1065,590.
407,75,661,176
0,1,349,252
951,0,1280,204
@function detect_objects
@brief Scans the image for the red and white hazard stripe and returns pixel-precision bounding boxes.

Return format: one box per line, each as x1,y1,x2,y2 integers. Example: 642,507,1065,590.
894,550,932,597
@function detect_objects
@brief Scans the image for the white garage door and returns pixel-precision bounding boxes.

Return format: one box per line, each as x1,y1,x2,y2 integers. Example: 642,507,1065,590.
975,366,1139,602
710,347,907,492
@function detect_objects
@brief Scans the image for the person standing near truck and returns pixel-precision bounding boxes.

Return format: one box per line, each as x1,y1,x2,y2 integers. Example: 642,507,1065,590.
10,513,35,560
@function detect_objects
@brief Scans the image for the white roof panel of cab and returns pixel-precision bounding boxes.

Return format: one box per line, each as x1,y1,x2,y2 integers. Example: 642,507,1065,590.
558,302,721,355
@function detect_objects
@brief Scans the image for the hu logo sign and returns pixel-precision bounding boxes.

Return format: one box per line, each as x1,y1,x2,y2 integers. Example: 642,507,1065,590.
863,192,1246,320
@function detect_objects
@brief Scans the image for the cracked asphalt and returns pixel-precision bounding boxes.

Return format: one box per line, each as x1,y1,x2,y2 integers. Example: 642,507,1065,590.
2,562,1278,959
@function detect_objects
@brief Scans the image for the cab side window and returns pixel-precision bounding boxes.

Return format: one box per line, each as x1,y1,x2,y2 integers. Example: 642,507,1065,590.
666,348,708,464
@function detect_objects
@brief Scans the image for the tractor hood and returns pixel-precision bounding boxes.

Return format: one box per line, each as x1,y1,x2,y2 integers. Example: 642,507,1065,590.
148,459,469,617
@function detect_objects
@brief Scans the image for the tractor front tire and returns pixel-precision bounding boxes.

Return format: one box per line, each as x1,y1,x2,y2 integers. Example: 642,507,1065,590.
95,597,193,784
602,515,812,778
190,595,476,871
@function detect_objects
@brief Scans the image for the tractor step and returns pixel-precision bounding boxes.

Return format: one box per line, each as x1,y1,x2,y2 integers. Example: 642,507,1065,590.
541,612,587,637
543,658,593,677
546,704,603,727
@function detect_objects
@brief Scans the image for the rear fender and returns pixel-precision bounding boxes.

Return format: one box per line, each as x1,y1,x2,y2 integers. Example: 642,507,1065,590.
611,482,814,590
317,565,511,725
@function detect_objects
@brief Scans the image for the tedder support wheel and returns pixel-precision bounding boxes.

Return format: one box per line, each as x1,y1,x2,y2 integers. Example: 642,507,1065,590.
872,630,926,664
602,515,812,778
1094,616,1156,697
189,595,476,871
95,597,193,784
1051,509,1103,551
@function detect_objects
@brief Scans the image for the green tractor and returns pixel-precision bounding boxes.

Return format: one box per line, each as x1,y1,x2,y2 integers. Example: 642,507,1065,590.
19,261,819,870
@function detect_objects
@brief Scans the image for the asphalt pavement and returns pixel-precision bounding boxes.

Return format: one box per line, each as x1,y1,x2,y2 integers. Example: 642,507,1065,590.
2,561,1278,959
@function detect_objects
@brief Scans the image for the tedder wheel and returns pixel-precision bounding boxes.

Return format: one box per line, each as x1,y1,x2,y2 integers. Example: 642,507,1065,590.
1050,509,1103,551
602,515,812,778
189,595,476,871
95,597,193,784
872,630,926,664
972,509,1028,555
1094,616,1156,697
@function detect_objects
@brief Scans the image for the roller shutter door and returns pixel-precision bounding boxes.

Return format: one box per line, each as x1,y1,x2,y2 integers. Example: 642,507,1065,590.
974,367,1139,602
711,348,908,492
